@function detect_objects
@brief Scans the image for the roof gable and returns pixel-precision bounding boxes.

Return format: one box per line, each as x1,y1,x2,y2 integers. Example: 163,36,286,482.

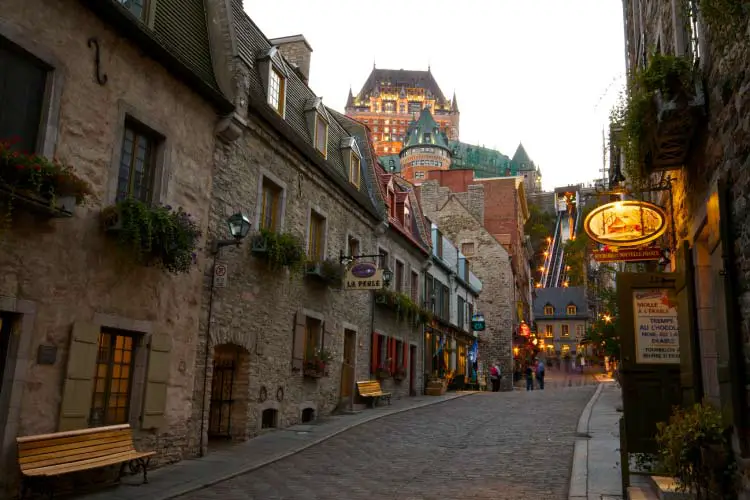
356,68,449,103
404,107,450,150
533,287,588,319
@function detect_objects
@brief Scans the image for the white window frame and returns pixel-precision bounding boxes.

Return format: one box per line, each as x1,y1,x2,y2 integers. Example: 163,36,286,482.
314,112,328,158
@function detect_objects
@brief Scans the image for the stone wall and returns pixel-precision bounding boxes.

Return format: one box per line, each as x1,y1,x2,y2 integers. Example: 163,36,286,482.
269,36,313,82
0,0,220,491
625,0,750,494
419,181,514,390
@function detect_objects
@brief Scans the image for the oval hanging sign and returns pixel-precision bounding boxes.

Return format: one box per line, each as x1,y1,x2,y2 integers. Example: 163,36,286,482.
583,200,667,248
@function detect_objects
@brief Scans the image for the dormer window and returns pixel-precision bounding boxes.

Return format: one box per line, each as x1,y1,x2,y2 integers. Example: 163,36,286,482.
258,47,288,118
340,137,362,189
404,205,411,231
349,152,361,188
544,305,554,315
314,114,328,157
567,305,577,315
117,0,147,21
268,67,285,115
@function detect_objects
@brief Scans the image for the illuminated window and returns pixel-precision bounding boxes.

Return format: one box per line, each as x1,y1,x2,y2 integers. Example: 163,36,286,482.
567,305,577,315
314,114,328,157
576,325,585,338
268,67,285,115
545,325,553,338
414,171,425,180
91,331,136,426
561,325,570,337
543,305,554,315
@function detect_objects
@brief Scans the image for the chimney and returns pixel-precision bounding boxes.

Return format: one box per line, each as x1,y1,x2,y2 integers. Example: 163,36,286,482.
268,34,313,83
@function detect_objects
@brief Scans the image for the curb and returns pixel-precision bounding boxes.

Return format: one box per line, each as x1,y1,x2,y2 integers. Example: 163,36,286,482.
159,391,478,499
568,382,605,500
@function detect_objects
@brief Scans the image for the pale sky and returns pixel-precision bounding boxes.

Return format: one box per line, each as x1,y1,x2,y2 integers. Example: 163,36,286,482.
243,0,626,192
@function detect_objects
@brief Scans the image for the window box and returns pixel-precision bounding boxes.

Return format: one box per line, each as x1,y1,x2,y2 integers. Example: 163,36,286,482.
100,198,201,275
374,289,432,325
304,258,343,286
303,360,328,379
0,137,92,221
425,378,447,396
250,229,305,273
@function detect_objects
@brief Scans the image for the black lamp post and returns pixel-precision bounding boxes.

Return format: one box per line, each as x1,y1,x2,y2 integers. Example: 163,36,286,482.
199,212,251,456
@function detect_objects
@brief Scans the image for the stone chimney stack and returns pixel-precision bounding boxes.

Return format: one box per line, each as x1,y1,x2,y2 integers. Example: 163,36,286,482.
268,34,313,83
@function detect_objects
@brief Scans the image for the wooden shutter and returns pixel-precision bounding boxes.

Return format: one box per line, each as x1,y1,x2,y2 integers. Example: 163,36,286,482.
675,240,702,406
141,332,172,430
371,332,378,373
389,337,396,374
402,341,408,370
59,322,100,431
292,311,305,370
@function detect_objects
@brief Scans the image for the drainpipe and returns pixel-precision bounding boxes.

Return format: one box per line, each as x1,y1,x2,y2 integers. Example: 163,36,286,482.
199,250,219,457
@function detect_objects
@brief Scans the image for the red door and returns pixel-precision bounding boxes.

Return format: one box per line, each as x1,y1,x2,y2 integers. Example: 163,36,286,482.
409,345,417,396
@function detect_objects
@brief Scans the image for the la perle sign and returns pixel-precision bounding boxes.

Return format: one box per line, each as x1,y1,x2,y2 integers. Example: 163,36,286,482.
344,262,384,291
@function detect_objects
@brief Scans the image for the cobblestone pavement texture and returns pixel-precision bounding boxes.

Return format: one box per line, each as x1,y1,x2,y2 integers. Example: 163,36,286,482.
179,384,597,500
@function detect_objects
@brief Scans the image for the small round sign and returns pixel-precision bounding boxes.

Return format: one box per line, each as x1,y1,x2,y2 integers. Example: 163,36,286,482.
215,264,227,276
351,262,377,278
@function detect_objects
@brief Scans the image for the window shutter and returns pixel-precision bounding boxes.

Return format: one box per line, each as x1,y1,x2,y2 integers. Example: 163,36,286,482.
675,240,702,406
292,311,305,371
402,341,408,370
390,337,396,374
141,332,172,430
59,322,100,431
371,331,378,373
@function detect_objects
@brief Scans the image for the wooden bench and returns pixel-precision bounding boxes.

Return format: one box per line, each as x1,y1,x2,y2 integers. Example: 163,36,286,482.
17,424,154,498
357,380,392,407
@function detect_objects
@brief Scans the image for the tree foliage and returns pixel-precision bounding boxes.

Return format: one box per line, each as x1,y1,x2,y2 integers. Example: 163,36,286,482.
584,286,620,359
525,202,556,272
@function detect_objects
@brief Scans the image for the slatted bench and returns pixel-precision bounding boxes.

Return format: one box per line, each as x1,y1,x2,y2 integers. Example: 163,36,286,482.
17,424,154,498
357,380,392,408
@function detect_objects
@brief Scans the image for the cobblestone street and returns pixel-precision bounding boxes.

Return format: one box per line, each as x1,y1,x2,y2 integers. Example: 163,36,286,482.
179,382,596,500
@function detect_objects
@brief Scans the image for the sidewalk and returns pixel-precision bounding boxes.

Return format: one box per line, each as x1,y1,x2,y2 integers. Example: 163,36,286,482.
569,381,623,500
74,391,476,500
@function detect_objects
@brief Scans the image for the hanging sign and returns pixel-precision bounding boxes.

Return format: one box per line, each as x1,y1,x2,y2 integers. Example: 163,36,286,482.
633,289,680,364
593,247,662,263
344,261,384,290
519,322,531,337
470,312,486,331
583,200,667,248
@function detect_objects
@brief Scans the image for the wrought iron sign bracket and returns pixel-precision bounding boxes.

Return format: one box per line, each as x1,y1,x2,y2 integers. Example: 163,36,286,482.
87,37,108,86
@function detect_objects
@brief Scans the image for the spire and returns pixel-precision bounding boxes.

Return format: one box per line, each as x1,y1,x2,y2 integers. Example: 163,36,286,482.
451,91,459,113
512,142,533,169
346,87,354,108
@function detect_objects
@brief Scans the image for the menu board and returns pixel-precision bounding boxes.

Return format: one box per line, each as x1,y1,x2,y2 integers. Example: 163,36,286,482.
633,289,680,364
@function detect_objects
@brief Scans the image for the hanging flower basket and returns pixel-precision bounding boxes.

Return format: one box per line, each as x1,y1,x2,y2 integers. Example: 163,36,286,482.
250,229,305,274
100,198,201,275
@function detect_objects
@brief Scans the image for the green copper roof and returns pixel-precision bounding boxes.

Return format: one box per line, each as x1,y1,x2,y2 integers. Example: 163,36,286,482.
449,141,515,178
403,107,450,150
379,155,402,173
511,142,535,170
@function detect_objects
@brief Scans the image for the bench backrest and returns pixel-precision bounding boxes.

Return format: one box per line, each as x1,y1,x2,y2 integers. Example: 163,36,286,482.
357,380,383,396
17,424,137,473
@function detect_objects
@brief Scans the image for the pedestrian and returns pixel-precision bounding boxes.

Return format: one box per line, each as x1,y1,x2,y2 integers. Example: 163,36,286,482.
525,362,534,391
489,361,501,392
536,359,545,390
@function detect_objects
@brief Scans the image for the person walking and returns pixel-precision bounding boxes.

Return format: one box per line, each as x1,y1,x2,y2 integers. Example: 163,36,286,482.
489,361,501,392
525,362,534,391
536,359,546,390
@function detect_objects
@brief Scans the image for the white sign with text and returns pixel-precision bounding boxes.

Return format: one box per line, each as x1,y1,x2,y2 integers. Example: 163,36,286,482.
633,288,680,364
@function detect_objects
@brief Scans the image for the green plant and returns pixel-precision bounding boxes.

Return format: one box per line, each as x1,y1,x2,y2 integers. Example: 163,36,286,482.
656,402,738,499
101,198,201,274
693,0,748,41
374,289,432,324
252,229,306,274
610,53,696,182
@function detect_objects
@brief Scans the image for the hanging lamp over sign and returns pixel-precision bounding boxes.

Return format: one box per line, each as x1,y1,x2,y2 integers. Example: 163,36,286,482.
471,312,486,331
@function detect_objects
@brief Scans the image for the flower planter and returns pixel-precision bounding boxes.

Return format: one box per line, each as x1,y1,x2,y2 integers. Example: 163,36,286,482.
303,366,327,379
0,183,72,219
425,379,447,396
304,259,343,286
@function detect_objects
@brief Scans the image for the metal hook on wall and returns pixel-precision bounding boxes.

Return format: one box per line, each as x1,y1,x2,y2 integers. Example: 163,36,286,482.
87,37,108,86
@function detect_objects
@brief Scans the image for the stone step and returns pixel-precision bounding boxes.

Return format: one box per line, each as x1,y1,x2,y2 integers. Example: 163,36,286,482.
627,485,658,500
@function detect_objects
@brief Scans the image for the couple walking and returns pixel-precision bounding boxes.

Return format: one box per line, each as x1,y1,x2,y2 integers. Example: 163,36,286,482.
525,359,545,390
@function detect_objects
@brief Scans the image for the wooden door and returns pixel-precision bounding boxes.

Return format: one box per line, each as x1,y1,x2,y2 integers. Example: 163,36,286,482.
340,330,356,398
409,344,417,396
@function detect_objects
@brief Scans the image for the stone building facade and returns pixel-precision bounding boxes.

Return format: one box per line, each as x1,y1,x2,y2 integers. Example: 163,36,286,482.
190,2,430,456
619,0,750,493
419,181,514,390
0,0,234,492
532,287,589,358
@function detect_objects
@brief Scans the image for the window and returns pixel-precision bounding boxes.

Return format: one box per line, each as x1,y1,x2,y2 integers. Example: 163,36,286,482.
457,296,465,329
403,205,411,231
426,274,434,311
410,271,419,303
395,260,404,292
576,325,585,339
545,325,553,338
117,0,148,20
414,171,426,180
423,132,432,142
116,122,158,203
260,178,282,231
268,67,285,116
307,211,326,261
304,316,322,363
462,242,475,256
544,305,554,316
561,344,571,356
435,231,443,258
567,305,577,315
442,284,450,320
349,152,361,188
561,325,570,337
395,339,404,368
91,331,136,426
348,236,360,257
314,114,328,157
0,39,49,154
378,248,389,271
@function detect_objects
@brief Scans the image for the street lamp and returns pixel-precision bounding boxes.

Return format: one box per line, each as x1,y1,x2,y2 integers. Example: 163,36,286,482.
200,212,250,456
382,268,393,288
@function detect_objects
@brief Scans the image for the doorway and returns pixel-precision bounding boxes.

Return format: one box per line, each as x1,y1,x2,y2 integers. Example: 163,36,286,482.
0,313,11,393
208,344,249,443
340,330,356,400
409,344,417,396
